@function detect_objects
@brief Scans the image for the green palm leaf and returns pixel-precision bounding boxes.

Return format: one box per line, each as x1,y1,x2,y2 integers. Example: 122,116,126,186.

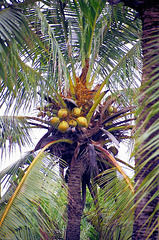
0,116,33,154
0,7,29,46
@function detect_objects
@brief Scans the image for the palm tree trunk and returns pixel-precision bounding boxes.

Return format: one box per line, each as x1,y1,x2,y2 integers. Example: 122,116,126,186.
132,4,159,239
110,1,159,239
65,149,86,240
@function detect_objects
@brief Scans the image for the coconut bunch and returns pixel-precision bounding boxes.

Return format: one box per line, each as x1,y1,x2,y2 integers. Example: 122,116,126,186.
35,92,134,154
50,107,87,133
36,96,119,134
37,103,88,133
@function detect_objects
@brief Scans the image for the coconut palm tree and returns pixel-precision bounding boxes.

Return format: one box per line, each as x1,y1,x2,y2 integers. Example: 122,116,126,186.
108,1,159,239
0,1,148,239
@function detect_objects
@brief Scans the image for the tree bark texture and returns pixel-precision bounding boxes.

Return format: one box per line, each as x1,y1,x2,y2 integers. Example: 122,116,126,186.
65,153,86,240
109,0,159,239
116,1,159,239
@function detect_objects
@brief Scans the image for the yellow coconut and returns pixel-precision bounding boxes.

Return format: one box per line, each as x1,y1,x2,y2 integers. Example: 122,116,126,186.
50,117,60,125
69,119,77,127
58,121,69,133
58,109,68,119
72,107,81,117
76,117,88,128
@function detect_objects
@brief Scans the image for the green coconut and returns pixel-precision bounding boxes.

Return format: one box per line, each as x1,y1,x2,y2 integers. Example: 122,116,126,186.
108,106,114,113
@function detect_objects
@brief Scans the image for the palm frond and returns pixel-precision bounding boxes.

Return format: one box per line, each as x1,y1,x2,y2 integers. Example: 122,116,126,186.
0,154,67,239
86,91,107,124
0,152,35,202
0,4,51,113
0,140,73,239
0,7,29,48
95,41,141,104
0,116,34,155
0,20,44,112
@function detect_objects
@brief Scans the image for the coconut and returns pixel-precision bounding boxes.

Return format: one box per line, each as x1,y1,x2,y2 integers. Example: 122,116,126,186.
58,121,69,133
108,146,118,156
58,109,68,119
76,117,88,128
72,107,81,117
50,117,60,125
69,119,77,127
